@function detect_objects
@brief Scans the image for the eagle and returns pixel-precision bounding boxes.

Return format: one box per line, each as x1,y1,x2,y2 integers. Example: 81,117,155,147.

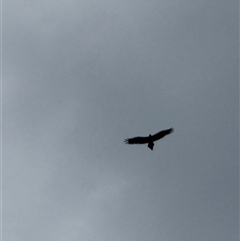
124,128,174,150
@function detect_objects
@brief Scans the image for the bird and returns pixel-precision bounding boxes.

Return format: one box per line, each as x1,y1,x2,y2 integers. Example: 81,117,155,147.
124,128,174,150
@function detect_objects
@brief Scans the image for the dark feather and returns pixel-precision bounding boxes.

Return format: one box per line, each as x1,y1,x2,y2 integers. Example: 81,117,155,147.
151,128,174,142
124,136,149,144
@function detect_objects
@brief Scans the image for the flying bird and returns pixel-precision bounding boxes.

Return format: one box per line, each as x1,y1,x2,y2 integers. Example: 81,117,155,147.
124,128,174,150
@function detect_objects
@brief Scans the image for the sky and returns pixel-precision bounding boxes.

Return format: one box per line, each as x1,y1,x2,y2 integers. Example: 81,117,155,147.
3,0,239,240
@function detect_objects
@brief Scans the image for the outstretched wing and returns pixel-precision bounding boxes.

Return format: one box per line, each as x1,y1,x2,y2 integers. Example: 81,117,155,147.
124,136,150,145
152,128,174,142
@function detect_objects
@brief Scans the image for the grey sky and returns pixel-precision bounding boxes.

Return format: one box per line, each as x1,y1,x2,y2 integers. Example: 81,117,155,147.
4,0,239,240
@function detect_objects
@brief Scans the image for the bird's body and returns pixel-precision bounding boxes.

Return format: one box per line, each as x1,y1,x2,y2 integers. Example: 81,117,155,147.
124,128,173,150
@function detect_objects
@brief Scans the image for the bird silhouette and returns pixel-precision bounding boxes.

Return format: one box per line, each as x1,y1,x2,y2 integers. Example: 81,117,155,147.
124,128,174,150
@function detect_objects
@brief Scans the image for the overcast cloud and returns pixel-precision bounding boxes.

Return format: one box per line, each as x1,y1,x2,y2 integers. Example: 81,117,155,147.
3,0,239,240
